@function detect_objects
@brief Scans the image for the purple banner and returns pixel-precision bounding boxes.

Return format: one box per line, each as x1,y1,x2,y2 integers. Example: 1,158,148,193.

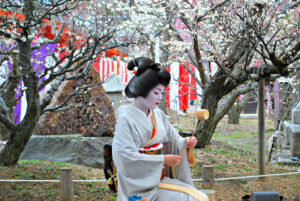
0,42,57,124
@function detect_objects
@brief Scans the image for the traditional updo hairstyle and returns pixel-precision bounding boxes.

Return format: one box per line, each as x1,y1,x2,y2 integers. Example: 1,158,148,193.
125,57,171,98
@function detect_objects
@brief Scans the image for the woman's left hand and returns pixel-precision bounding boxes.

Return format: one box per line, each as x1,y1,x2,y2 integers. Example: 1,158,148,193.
185,136,197,149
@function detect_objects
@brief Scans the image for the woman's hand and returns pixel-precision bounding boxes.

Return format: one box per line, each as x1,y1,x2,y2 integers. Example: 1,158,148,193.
185,136,197,149
164,155,181,166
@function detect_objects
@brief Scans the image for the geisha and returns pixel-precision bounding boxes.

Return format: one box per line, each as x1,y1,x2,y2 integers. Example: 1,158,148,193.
112,57,208,201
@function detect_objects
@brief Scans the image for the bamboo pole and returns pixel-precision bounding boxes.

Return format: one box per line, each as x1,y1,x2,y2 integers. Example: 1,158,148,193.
258,79,265,176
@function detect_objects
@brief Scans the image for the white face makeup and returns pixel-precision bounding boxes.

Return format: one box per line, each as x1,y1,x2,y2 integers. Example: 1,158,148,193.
142,84,165,110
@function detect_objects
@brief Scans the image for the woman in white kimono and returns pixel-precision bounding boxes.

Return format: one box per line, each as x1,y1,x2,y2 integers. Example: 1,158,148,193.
112,57,208,201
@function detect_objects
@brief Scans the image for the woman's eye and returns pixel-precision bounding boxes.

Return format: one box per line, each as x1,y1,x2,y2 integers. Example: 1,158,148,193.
154,92,159,95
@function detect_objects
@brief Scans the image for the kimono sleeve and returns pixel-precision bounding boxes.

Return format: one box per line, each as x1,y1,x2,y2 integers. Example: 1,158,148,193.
112,115,165,199
159,110,186,154
158,110,194,185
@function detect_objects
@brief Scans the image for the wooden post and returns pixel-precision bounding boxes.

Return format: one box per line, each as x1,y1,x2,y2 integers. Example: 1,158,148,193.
202,165,214,189
60,168,73,201
258,79,265,176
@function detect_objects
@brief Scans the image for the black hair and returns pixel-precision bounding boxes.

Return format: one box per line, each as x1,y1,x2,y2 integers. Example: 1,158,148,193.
125,57,171,98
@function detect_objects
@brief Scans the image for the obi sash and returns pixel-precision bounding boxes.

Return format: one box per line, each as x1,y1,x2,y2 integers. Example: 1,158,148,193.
139,142,165,180
139,143,163,155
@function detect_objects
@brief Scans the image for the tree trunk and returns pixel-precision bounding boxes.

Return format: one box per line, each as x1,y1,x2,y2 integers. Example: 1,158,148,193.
158,31,170,115
0,39,41,166
227,92,253,124
0,129,31,166
227,105,240,124
0,123,9,141
195,70,243,148
0,106,39,165
0,53,21,141
196,94,220,148
0,90,40,166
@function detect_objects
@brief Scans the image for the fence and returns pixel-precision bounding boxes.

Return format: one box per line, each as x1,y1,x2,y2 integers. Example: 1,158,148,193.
1,165,300,201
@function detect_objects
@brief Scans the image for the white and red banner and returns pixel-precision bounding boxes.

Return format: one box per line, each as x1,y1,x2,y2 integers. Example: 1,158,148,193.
93,59,201,111
165,62,200,111
93,57,132,86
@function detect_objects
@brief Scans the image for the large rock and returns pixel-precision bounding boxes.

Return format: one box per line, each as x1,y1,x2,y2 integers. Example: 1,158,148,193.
20,135,113,168
34,66,115,137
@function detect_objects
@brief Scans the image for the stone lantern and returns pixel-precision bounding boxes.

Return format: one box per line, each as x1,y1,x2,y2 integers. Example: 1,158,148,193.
103,72,124,109
281,102,300,162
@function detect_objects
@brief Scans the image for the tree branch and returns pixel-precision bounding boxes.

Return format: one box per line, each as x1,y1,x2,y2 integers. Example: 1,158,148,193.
31,22,65,50
194,0,231,23
43,81,102,113
0,97,16,130
40,75,66,111
214,58,239,81
181,62,203,90
216,82,257,122
193,35,207,86
0,30,21,42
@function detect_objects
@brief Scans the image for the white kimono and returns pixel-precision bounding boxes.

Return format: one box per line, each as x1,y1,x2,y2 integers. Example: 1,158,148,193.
112,104,198,201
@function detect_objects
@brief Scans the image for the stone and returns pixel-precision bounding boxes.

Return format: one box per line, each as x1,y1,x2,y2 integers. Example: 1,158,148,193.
103,73,124,109
289,123,300,157
277,150,300,165
106,92,124,110
283,120,300,158
34,66,115,137
283,121,292,146
292,102,300,124
20,135,113,168
102,72,124,92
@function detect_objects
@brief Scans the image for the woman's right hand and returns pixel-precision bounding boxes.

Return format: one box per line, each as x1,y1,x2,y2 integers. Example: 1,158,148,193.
164,155,181,166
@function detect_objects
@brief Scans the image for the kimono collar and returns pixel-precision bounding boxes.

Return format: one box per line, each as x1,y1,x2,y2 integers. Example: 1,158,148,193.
141,110,156,147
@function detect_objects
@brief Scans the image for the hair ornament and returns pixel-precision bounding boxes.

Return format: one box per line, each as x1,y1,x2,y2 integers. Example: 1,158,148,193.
133,66,138,75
